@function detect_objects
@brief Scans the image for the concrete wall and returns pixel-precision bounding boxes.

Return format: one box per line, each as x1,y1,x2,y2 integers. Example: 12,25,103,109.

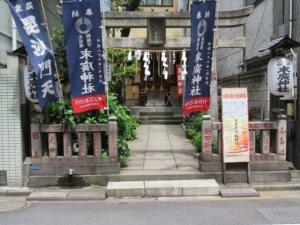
217,0,273,78
216,0,243,78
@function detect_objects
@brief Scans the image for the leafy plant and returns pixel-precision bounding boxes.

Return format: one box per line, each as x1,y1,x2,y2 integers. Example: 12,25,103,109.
46,93,139,158
184,112,207,153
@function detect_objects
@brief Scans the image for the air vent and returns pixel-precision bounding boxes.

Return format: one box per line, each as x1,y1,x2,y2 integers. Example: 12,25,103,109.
0,171,7,186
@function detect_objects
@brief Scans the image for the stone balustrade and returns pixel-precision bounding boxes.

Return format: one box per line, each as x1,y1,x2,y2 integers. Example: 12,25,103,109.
201,115,287,162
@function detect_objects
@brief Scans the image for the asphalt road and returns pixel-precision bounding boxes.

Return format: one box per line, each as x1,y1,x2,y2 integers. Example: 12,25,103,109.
1,191,300,225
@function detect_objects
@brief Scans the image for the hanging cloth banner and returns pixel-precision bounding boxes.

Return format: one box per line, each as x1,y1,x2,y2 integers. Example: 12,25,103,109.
8,0,59,108
176,65,183,97
62,0,106,114
183,0,216,115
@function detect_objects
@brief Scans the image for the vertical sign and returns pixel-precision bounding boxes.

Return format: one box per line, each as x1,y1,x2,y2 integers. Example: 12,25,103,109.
62,0,106,114
176,65,183,97
183,0,216,115
24,63,38,103
222,88,249,163
8,0,59,108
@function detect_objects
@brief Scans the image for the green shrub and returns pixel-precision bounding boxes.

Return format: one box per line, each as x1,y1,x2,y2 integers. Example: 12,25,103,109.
184,112,206,153
46,93,139,158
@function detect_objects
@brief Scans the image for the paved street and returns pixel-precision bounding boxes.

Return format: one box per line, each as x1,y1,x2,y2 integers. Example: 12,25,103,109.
1,191,300,225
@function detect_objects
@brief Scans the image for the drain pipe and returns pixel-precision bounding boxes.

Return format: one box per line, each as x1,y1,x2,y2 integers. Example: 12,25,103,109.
289,0,293,38
11,18,17,51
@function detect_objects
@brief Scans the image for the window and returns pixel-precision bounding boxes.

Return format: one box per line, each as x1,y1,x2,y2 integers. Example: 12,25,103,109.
143,0,173,7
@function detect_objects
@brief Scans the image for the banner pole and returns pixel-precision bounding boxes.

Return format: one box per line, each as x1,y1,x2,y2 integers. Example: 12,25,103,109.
101,0,109,116
40,0,65,104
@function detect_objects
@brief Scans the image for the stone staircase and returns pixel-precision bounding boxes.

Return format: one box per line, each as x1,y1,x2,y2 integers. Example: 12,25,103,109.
131,107,183,125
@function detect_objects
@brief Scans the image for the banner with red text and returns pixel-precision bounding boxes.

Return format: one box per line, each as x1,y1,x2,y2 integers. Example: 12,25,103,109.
176,65,183,97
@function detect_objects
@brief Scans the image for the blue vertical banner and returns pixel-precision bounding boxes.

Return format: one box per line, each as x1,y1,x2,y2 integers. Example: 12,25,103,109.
8,0,59,108
62,0,106,114
183,0,216,115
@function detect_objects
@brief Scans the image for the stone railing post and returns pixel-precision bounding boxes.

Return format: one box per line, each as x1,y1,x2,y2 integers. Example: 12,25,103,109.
108,115,118,158
63,126,72,158
31,123,42,164
277,114,287,160
201,115,212,161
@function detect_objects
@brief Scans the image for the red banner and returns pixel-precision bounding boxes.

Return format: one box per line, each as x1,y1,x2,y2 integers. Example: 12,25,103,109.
176,65,183,97
183,97,210,115
71,95,106,114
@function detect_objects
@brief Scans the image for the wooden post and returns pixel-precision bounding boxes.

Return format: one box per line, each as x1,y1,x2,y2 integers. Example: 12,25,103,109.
31,123,42,164
48,133,58,158
277,114,287,160
108,116,118,158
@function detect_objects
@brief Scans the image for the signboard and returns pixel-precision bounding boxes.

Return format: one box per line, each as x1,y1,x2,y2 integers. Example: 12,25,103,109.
62,0,106,114
176,65,183,97
183,0,216,115
24,63,38,103
267,57,294,96
105,61,112,82
222,88,249,163
8,0,59,108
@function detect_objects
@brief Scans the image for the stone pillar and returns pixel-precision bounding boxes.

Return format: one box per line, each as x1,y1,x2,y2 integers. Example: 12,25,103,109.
261,130,270,154
108,116,118,158
93,132,102,157
48,133,58,158
78,133,87,157
31,123,42,164
277,115,287,161
201,115,212,161
63,128,72,158
249,131,256,154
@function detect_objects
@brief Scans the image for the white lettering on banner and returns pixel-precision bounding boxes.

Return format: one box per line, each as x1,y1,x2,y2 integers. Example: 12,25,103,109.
41,80,55,98
79,48,95,95
80,72,94,83
82,83,95,94
26,2,34,11
38,59,52,79
21,16,40,35
86,8,93,16
15,4,23,13
72,10,79,18
30,38,46,56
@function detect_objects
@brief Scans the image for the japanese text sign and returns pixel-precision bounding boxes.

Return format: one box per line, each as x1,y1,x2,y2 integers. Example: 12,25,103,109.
183,0,216,115
62,0,106,114
176,65,183,97
8,0,59,108
222,88,249,163
267,57,294,96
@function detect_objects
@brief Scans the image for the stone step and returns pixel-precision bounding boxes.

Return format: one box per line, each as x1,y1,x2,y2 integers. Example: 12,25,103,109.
290,170,300,178
140,120,182,125
106,179,219,198
140,116,183,120
140,112,174,116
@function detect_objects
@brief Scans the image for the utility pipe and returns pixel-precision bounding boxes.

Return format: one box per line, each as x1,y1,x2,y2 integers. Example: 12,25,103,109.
11,18,17,51
289,0,293,38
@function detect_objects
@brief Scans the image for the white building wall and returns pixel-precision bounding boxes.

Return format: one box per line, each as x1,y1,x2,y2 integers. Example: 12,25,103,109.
0,56,23,187
216,0,273,78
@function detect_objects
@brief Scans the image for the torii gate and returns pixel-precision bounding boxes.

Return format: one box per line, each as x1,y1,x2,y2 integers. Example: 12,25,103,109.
56,5,254,117
103,6,253,120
